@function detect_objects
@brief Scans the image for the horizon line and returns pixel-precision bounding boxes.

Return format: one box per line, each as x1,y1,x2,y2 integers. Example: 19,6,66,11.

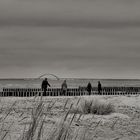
0,77,140,80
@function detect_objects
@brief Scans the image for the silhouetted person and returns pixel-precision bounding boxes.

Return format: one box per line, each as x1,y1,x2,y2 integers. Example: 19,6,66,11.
41,78,51,96
61,80,67,96
98,81,102,95
87,82,92,95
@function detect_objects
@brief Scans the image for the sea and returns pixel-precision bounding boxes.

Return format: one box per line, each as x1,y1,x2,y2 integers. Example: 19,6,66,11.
0,78,140,91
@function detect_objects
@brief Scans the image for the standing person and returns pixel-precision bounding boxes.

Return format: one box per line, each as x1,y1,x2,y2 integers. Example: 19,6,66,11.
41,78,51,96
98,81,102,95
61,80,67,96
87,82,92,95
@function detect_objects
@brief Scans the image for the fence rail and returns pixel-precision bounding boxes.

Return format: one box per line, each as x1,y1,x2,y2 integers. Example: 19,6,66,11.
0,87,140,97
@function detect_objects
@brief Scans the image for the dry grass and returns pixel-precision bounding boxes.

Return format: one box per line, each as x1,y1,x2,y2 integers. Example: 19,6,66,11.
71,97,115,115
0,95,140,140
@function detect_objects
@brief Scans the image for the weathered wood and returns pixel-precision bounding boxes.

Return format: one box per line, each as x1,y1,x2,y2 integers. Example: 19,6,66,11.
1,87,140,97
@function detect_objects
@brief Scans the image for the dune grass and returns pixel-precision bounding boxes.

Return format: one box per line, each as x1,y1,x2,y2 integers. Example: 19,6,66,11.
71,97,115,115
0,95,117,140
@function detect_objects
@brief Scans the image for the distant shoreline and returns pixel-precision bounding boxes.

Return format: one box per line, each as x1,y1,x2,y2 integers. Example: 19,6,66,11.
0,78,140,81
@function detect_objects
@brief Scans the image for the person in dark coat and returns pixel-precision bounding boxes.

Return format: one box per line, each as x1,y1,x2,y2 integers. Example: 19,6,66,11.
61,80,67,96
41,78,51,96
87,82,92,95
98,81,102,95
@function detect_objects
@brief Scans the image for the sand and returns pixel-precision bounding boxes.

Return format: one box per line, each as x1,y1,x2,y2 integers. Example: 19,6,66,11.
0,95,140,140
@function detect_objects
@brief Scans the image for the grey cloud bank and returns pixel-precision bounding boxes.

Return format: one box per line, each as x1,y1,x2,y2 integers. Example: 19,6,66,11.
0,0,140,78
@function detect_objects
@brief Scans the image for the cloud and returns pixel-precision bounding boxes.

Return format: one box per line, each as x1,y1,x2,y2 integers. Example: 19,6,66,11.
0,0,140,78
0,0,140,28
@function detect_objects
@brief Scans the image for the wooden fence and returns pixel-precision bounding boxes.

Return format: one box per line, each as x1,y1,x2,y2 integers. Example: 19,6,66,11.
0,87,140,97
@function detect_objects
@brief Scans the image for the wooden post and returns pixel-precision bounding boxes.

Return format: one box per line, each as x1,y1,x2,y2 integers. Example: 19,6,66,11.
29,90,31,97
6,89,7,96
7,89,8,96
72,89,74,96
16,90,18,97
57,89,60,96
55,89,57,96
54,89,56,96
51,88,53,96
47,89,49,96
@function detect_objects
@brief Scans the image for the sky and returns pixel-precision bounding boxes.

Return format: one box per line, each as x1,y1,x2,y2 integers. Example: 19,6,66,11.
0,0,140,79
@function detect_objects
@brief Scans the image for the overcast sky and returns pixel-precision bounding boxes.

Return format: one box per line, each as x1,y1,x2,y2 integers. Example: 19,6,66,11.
0,0,140,79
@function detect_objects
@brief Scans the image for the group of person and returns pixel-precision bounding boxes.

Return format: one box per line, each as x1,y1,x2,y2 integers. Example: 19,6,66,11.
86,81,102,95
41,78,67,96
41,78,102,95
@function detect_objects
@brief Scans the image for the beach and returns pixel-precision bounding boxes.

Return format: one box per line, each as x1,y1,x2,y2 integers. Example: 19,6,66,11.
0,94,140,140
